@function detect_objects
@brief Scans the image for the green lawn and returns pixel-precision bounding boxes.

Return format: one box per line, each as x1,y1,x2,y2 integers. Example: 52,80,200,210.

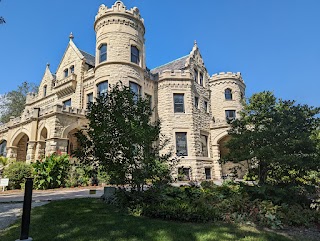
0,198,292,241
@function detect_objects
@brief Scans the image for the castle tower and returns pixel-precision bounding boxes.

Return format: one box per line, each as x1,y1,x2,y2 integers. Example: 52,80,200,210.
94,1,146,92
209,72,245,125
209,72,246,178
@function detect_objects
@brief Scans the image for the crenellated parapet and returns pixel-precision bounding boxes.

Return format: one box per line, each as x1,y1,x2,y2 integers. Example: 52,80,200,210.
210,72,244,83
94,1,144,33
158,70,192,81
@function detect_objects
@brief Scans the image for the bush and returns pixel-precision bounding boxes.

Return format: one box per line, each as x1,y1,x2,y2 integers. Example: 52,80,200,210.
33,154,70,189
114,182,319,229
3,162,33,189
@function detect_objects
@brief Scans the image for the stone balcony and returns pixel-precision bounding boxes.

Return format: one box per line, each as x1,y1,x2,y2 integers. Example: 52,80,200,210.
54,74,77,97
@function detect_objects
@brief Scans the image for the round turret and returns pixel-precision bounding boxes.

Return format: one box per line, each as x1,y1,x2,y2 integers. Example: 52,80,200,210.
93,1,146,88
209,72,246,125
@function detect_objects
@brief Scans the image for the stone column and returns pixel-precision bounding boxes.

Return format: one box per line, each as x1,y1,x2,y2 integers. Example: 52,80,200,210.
26,141,36,164
211,144,222,179
6,146,18,160
45,138,69,155
35,141,46,160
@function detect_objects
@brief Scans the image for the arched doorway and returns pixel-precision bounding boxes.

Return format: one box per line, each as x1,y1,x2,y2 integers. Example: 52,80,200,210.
218,135,247,178
16,134,29,161
0,140,7,157
67,129,78,155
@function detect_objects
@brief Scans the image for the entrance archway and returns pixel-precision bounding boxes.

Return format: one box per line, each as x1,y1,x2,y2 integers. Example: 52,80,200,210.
218,135,247,178
16,134,29,161
38,127,48,158
67,129,79,155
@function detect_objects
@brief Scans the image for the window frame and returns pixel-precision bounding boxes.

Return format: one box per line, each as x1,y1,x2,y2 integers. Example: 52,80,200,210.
194,69,198,83
225,110,236,121
175,132,188,156
225,88,233,100
199,73,203,86
200,135,208,157
173,93,185,113
99,44,107,63
204,100,208,113
97,81,108,96
70,65,75,74
43,85,47,97
64,69,68,78
194,96,199,109
86,92,93,108
131,45,140,65
63,99,72,107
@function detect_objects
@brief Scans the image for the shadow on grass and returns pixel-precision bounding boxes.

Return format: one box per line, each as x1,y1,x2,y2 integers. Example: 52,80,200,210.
0,198,291,241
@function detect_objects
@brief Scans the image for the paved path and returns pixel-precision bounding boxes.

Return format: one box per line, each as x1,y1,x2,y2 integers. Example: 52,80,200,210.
0,187,104,231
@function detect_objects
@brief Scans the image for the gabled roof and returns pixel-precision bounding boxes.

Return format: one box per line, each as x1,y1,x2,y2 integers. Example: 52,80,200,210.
150,55,189,74
79,50,95,67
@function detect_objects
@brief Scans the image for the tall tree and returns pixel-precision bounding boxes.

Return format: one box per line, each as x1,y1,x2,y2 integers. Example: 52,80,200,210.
0,82,38,124
75,82,174,190
222,91,319,185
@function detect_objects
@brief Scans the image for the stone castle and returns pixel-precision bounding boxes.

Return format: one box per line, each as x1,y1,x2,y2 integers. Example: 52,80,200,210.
0,1,245,180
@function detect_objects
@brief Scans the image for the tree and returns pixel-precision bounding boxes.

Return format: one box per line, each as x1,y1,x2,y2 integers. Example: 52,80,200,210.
0,81,38,124
222,91,319,186
74,82,174,191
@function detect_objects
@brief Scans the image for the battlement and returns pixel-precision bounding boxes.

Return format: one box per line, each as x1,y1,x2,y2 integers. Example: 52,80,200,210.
158,70,192,80
26,92,39,104
210,72,244,83
95,1,144,23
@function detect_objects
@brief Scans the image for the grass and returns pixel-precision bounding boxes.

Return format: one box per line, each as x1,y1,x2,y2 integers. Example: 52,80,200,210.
0,198,293,241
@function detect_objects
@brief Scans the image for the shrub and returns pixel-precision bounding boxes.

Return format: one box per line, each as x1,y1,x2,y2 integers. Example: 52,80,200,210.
3,162,33,189
114,182,319,229
33,153,70,189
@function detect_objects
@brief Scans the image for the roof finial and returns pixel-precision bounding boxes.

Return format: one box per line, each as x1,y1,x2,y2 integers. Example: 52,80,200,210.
194,40,197,46
69,32,74,40
46,63,50,68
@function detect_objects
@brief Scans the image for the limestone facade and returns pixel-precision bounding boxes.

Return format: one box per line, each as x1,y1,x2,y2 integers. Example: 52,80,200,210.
0,1,246,180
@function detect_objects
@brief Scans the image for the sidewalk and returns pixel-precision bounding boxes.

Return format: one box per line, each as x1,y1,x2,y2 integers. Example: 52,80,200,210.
0,187,104,231
0,186,104,203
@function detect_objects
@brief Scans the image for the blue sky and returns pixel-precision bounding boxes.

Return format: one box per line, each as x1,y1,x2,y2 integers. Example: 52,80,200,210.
0,0,319,107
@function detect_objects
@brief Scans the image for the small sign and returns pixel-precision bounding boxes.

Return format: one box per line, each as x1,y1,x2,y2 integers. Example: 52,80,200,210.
0,178,9,186
0,178,9,191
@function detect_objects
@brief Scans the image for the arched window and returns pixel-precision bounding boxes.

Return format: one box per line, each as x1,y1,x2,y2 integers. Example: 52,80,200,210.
97,81,108,96
70,65,75,74
225,88,232,100
99,44,107,63
64,69,68,78
131,46,140,64
129,82,141,102
43,85,47,97
0,140,7,157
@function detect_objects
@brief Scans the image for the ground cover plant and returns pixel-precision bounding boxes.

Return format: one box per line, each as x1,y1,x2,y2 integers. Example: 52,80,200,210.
114,181,319,230
0,198,293,241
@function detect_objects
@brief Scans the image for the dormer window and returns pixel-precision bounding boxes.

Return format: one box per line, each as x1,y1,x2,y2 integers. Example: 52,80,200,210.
64,69,68,78
131,46,140,64
99,44,107,63
194,69,199,83
70,65,74,74
225,88,232,100
43,85,47,97
199,73,203,86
